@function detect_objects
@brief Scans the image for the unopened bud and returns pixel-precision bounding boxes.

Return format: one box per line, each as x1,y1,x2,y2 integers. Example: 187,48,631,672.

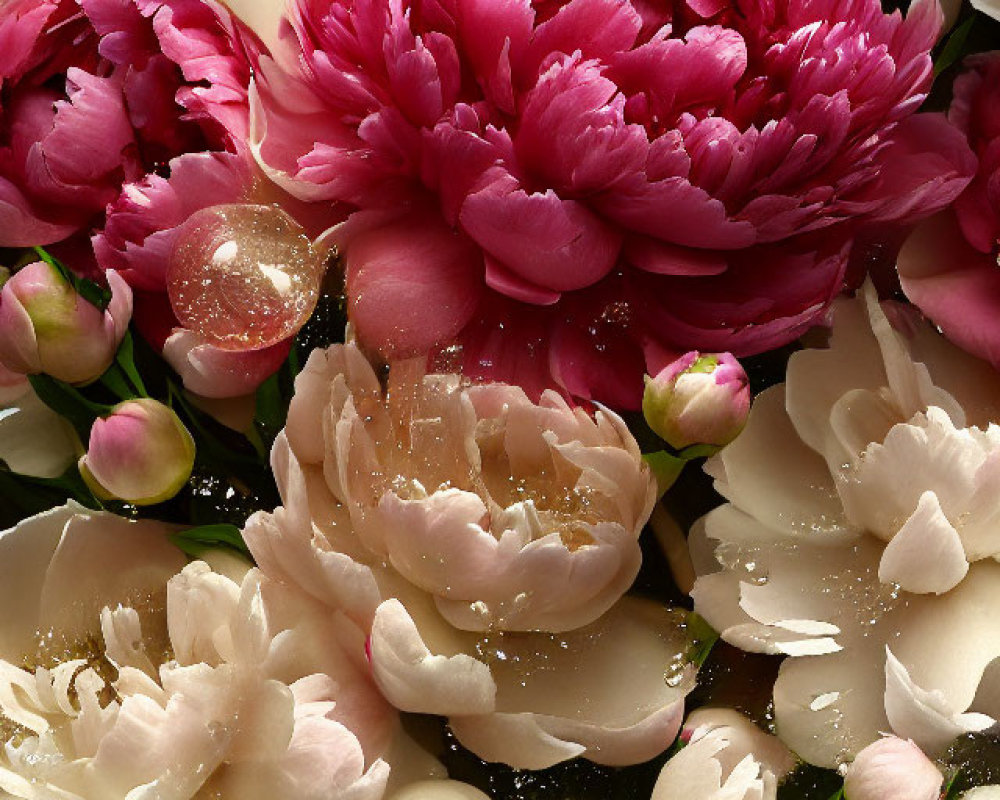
843,737,943,800
0,262,131,384
643,352,750,450
80,399,195,505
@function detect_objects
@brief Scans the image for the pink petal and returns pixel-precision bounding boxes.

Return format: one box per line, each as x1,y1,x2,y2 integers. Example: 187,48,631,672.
521,0,640,80
515,55,647,195
898,212,1000,369
163,329,292,398
94,150,253,290
341,210,484,358
460,172,622,293
0,177,79,247
860,113,977,225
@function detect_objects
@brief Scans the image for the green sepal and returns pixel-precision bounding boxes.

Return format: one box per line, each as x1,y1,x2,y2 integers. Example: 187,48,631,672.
643,450,686,497
685,612,720,669
28,374,112,441
32,247,111,311
170,523,251,560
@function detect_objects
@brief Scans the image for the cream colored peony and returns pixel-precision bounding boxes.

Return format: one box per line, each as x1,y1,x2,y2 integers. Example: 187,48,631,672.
691,284,1000,767
245,343,694,769
0,503,399,799
0,368,77,479
651,708,794,800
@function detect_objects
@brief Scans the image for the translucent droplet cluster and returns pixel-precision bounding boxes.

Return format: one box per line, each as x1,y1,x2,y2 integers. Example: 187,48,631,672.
167,204,325,350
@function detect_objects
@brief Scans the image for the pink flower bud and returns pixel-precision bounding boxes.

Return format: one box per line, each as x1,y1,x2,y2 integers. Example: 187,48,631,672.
0,261,132,385
642,352,751,450
843,737,943,800
80,399,195,505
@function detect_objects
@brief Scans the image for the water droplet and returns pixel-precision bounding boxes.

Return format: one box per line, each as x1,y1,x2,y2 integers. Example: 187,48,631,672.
167,203,326,350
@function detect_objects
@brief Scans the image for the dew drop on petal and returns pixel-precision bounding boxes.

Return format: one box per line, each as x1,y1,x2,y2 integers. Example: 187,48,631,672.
167,203,326,350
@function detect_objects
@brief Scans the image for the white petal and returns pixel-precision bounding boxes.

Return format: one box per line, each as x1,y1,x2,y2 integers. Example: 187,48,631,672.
450,597,692,768
370,599,496,716
0,504,75,662
388,780,491,800
884,648,994,756
878,491,968,594
773,647,889,768
708,386,847,536
0,389,77,478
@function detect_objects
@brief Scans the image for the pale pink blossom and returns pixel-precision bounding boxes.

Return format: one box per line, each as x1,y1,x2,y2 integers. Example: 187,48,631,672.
0,261,131,385
245,343,694,769
253,0,975,408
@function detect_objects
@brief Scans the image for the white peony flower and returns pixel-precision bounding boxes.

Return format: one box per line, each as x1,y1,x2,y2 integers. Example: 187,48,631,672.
971,0,1000,23
245,343,694,769
0,504,399,799
690,284,1000,767
652,709,794,800
388,780,490,800
0,374,77,479
964,787,1000,799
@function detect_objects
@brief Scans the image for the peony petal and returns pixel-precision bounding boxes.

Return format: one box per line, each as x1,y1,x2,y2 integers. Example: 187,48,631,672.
878,491,968,594
460,173,622,293
450,597,692,768
884,648,995,756
369,598,497,716
340,211,484,359
162,329,291,399
0,388,78,479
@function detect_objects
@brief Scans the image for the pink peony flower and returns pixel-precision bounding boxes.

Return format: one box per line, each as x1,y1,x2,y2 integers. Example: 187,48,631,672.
898,52,1000,369
0,0,254,249
253,0,975,408
0,0,299,399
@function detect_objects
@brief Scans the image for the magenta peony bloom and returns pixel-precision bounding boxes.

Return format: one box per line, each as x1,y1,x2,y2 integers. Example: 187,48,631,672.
899,52,1000,369
0,0,255,249
0,0,319,399
253,0,975,408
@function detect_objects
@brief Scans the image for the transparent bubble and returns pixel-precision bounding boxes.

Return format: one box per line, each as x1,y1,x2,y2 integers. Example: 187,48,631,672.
167,203,326,350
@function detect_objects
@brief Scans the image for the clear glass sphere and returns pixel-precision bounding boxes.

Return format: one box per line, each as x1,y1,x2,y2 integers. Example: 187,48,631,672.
167,204,325,351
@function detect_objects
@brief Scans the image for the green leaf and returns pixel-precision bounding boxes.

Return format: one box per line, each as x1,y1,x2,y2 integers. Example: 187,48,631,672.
0,462,101,526
28,374,110,441
32,247,111,310
934,15,975,76
170,523,251,559
685,612,720,669
826,789,844,800
115,331,147,396
676,443,721,461
643,450,686,496
254,371,287,441
99,363,136,401
943,769,963,800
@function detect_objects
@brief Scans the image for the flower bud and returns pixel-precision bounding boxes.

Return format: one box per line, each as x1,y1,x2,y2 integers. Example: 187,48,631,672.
0,261,132,385
642,352,750,450
79,399,195,505
843,737,943,800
